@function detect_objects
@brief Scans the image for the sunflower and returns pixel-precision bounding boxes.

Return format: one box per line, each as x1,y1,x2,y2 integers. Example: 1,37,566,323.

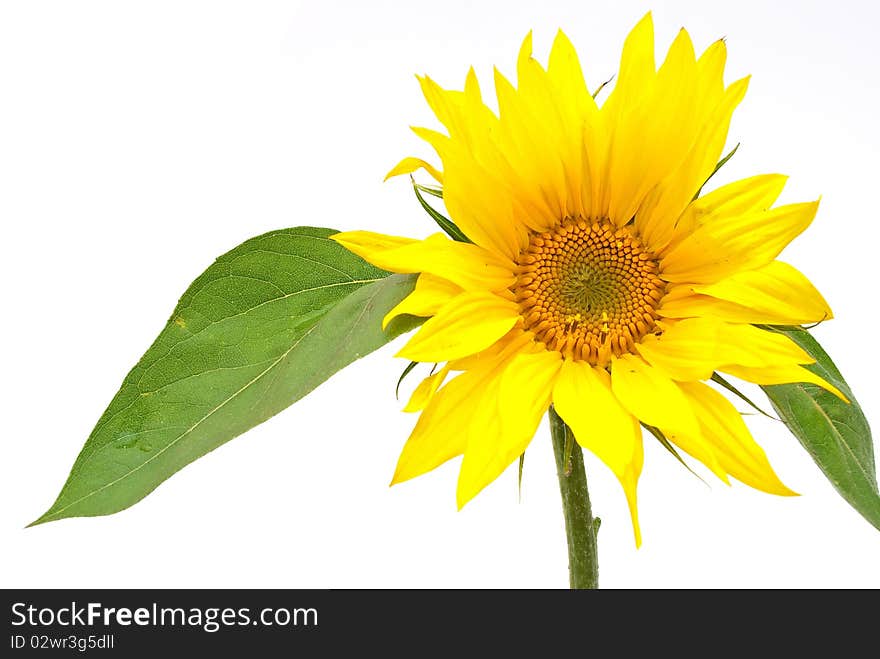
332,14,843,545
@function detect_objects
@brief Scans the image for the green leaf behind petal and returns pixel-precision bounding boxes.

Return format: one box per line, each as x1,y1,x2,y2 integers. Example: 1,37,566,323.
693,142,740,200
760,326,879,531
411,178,470,243
33,227,420,525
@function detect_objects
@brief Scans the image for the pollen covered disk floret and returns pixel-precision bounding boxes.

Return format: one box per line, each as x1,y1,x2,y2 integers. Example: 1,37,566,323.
515,219,665,365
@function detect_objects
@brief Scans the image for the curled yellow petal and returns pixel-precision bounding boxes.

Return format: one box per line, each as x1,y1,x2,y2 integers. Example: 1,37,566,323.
384,156,443,183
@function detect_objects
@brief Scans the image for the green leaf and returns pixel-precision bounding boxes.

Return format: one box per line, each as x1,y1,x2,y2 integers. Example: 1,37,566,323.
33,227,421,525
517,452,525,503
414,183,443,199
710,372,778,420
759,326,879,531
395,361,419,400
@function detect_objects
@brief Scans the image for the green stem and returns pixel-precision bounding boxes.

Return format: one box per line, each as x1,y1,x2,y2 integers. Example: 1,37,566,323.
549,405,599,589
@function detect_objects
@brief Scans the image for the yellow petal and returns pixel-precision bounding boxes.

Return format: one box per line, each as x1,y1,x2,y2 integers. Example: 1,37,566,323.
418,71,500,150
456,349,561,508
396,291,519,363
410,125,450,154
547,29,593,118
636,317,723,381
609,23,707,227
611,354,729,494
513,34,589,221
638,76,750,252
331,231,515,292
692,260,833,324
332,230,416,253
546,30,605,218
451,159,532,258
657,292,755,321
446,328,534,372
613,29,701,227
392,367,491,484
654,412,730,487
604,12,655,119
384,156,443,183
658,290,833,327
382,273,462,329
694,39,727,113
553,361,643,546
640,317,814,378
417,75,474,147
597,14,655,219
667,173,789,248
662,200,820,284
715,323,813,368
403,365,450,413
497,347,563,442
721,363,847,401
392,333,544,484
413,75,533,260
610,353,699,437
493,65,568,226
680,381,797,495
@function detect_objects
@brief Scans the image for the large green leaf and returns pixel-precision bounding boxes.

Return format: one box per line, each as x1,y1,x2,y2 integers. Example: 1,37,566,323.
34,227,420,525
760,326,879,530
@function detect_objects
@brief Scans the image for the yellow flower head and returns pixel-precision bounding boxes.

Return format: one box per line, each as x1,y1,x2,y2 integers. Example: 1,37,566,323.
332,14,841,546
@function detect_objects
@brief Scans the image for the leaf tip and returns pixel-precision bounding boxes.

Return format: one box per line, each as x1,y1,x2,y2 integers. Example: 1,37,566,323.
26,510,54,528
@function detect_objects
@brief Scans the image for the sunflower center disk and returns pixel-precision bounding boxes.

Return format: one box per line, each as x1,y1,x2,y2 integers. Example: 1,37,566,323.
513,219,665,365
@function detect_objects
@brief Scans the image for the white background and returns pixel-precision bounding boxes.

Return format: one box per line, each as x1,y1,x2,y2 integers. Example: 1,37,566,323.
1,0,878,589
